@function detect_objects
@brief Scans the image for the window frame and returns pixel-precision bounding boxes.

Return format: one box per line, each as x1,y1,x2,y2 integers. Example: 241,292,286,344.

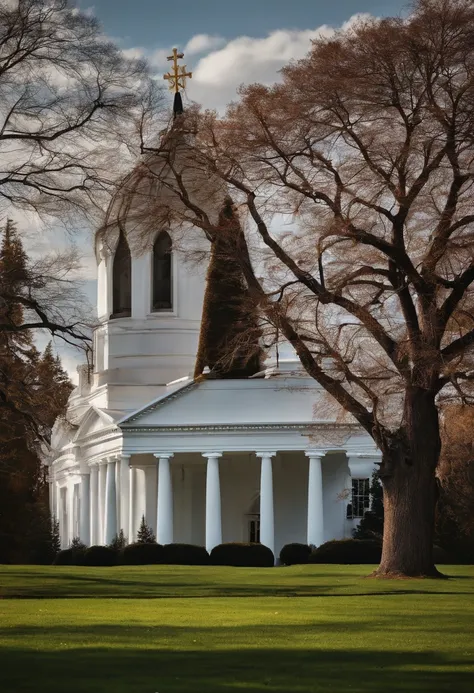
111,231,132,319
350,478,371,519
151,230,173,313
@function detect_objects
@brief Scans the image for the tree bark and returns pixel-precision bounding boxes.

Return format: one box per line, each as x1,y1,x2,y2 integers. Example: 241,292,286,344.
374,389,444,578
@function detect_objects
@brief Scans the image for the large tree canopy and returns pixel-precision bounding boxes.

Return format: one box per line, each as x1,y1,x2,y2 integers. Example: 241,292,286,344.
141,0,474,577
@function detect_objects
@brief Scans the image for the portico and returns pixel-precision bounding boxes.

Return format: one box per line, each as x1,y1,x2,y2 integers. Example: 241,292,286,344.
51,370,381,554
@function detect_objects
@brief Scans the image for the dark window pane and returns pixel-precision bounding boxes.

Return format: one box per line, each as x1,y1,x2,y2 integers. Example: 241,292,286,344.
152,231,172,310
351,477,371,519
112,232,131,317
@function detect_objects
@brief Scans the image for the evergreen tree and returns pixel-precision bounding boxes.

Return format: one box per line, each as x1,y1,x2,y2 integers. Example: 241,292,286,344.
353,472,384,541
109,529,127,551
136,516,156,544
0,221,73,563
194,197,262,379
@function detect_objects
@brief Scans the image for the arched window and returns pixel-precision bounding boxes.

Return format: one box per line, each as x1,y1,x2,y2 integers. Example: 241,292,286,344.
112,231,131,317
152,231,172,311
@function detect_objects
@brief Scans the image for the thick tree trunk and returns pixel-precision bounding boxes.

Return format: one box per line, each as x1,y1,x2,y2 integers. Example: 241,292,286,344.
373,388,444,578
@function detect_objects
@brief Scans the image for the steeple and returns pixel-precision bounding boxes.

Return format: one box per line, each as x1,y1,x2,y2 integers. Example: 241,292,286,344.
163,47,192,118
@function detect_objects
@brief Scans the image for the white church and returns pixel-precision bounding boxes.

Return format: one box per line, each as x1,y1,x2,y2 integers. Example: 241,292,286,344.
48,54,381,559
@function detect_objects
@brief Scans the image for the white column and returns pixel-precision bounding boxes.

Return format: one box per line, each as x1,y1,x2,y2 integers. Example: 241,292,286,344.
60,486,68,548
79,472,91,545
98,462,107,544
90,464,99,545
120,455,131,539
48,469,54,516
306,450,325,547
67,482,75,545
144,466,157,532
154,453,174,545
104,458,117,544
203,452,222,553
129,465,137,542
257,452,276,555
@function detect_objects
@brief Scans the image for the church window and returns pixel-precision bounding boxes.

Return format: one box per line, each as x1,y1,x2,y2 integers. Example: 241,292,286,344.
248,517,260,543
246,494,260,543
112,231,131,317
152,231,172,311
349,478,371,519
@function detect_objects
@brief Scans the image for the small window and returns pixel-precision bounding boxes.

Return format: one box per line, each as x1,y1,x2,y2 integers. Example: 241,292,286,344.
152,231,172,311
350,478,371,519
112,232,131,317
248,516,260,543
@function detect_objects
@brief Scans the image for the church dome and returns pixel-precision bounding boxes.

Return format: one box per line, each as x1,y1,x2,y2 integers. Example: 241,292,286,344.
96,117,225,262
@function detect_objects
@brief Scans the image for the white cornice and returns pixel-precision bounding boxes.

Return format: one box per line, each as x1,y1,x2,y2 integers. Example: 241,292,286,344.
122,422,361,434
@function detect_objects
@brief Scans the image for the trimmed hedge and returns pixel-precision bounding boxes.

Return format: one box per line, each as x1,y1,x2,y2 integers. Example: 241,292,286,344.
279,543,312,566
210,542,274,567
162,543,209,565
53,548,75,566
309,539,382,564
119,542,164,565
82,545,117,567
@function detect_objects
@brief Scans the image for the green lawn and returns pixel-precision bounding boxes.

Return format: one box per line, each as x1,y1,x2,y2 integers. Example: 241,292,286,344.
1,565,473,692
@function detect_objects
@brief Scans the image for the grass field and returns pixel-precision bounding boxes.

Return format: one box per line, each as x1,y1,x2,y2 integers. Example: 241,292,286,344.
1,564,473,692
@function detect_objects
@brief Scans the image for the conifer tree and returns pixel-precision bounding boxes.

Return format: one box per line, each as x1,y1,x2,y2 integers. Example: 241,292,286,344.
194,197,262,378
136,516,156,544
0,221,72,563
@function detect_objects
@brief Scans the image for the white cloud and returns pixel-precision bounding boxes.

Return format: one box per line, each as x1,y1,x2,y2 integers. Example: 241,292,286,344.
185,13,373,112
122,13,374,112
184,34,226,55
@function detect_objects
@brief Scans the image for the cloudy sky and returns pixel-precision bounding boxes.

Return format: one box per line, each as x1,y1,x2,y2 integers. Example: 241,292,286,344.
47,0,409,380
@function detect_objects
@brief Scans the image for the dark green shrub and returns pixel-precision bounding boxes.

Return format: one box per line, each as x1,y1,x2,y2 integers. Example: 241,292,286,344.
210,542,274,567
279,543,311,566
53,548,75,565
68,537,87,565
82,545,117,567
119,542,164,565
309,539,382,564
162,543,209,565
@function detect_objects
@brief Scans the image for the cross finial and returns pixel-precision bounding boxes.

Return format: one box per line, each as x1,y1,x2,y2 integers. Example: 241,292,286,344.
163,48,192,94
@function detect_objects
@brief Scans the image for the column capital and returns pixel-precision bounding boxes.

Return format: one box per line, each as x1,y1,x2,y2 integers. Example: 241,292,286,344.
202,452,222,459
346,450,381,478
305,449,327,459
153,452,174,460
255,451,276,459
120,453,132,459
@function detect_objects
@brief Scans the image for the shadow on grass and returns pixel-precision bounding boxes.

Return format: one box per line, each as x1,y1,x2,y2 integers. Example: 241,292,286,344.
0,643,471,693
2,566,474,600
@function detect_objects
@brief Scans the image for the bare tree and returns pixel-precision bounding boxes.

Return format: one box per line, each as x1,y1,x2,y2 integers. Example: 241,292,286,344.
138,0,474,577
0,0,163,224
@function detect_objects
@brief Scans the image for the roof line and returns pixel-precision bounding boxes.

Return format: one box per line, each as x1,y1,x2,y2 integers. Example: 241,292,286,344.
118,379,199,425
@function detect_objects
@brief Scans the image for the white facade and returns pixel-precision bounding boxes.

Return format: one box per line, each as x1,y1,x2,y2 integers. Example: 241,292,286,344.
49,152,381,559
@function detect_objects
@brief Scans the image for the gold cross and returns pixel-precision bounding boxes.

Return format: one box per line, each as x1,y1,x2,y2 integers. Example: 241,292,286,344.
163,48,192,93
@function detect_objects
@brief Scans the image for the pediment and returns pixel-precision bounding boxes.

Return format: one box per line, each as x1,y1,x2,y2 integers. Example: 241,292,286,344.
73,406,117,441
119,377,341,429
51,418,78,452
